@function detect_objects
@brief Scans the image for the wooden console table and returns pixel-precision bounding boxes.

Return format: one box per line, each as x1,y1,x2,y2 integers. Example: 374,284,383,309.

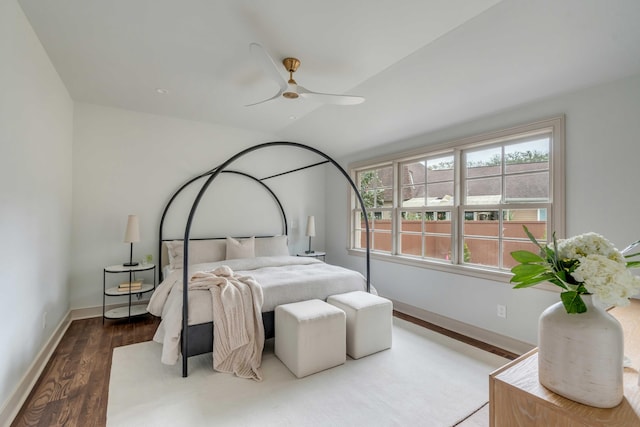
489,299,640,426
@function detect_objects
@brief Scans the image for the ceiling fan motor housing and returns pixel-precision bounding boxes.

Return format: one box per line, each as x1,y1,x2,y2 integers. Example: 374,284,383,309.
283,57,300,72
282,57,301,99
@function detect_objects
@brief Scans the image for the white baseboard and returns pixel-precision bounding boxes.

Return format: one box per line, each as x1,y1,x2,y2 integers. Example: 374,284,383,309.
0,311,71,427
70,305,104,320
70,300,151,320
391,299,534,356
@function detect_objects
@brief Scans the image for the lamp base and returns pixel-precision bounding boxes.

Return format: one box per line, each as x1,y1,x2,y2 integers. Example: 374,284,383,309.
305,250,315,254
124,242,138,267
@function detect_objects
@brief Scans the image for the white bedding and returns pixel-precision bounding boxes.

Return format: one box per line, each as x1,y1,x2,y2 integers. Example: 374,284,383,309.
147,256,370,364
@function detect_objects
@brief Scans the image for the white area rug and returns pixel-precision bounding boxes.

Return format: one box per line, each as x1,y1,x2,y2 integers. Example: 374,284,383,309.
108,318,507,427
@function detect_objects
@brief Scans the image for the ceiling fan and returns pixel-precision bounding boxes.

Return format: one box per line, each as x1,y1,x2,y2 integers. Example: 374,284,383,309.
246,43,365,107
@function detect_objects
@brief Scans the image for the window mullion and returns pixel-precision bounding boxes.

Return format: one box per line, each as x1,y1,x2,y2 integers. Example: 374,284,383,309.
392,161,399,255
454,149,462,265
498,207,504,269
422,210,426,258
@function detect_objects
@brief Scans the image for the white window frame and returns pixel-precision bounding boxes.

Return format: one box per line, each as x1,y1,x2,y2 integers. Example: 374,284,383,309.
348,116,565,283
352,164,395,255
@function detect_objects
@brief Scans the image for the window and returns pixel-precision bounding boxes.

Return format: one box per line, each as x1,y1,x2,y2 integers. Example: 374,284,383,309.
354,165,393,253
349,117,565,281
398,154,454,261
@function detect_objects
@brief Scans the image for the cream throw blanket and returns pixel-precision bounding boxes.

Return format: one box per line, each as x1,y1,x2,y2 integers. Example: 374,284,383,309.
188,266,264,381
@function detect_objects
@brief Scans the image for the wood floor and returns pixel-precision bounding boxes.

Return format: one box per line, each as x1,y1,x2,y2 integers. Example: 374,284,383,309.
10,312,518,427
10,315,160,427
394,311,519,361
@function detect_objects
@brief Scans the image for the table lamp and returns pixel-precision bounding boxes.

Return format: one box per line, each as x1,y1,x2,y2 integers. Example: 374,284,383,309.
305,215,316,254
123,214,140,266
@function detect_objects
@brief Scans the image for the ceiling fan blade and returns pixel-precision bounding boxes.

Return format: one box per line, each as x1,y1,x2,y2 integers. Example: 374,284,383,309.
297,85,365,105
244,89,283,107
249,42,287,92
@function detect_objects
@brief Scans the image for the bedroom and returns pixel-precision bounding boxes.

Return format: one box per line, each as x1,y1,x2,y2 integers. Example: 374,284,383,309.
2,0,640,425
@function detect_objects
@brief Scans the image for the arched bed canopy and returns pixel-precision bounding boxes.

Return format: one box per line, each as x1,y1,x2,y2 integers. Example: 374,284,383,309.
158,141,371,377
158,168,291,272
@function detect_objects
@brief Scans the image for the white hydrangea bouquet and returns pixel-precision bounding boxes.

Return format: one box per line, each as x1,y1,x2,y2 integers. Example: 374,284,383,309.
510,226,640,313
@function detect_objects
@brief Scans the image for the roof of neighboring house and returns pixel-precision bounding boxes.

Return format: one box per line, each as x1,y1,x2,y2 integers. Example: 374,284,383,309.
364,162,548,207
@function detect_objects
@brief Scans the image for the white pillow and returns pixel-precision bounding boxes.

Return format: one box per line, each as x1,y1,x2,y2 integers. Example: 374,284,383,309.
166,240,226,269
226,236,255,260
254,235,289,257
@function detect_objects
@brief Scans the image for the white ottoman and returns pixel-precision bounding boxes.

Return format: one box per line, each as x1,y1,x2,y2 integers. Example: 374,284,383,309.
275,299,346,378
327,291,392,359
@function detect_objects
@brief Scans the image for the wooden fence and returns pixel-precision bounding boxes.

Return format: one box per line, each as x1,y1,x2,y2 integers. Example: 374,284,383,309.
359,220,546,268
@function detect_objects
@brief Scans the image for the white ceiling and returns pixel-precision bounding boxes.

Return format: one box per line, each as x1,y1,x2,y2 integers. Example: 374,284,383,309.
18,0,640,158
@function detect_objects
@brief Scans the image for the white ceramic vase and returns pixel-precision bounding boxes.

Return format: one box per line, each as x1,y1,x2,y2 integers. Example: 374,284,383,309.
538,294,624,408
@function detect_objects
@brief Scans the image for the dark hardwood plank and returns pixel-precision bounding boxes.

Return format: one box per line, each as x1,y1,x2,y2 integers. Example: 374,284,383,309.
11,310,516,426
393,310,520,360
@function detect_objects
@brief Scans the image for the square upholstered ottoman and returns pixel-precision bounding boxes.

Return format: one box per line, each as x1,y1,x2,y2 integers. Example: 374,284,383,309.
275,299,346,378
327,291,392,359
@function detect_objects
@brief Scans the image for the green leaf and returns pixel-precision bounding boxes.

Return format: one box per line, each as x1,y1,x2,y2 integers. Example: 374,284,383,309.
556,269,568,282
512,278,545,288
511,263,548,277
550,232,561,269
523,225,543,250
547,277,569,290
626,261,640,269
576,284,589,294
511,250,545,263
543,246,556,263
511,272,557,288
560,291,587,314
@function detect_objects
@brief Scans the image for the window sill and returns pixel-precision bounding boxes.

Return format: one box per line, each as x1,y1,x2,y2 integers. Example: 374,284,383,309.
347,248,560,293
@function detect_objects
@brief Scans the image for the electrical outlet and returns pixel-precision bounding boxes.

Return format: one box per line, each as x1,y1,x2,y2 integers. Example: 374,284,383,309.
497,304,507,319
42,312,47,329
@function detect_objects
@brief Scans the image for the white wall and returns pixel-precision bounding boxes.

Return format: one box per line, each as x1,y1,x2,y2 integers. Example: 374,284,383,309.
328,72,640,350
0,0,73,415
71,103,327,309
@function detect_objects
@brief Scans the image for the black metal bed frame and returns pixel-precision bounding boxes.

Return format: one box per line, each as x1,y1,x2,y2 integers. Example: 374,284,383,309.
157,141,371,377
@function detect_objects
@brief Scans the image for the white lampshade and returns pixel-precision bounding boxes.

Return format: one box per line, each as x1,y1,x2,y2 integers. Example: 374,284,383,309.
305,216,316,237
123,214,140,243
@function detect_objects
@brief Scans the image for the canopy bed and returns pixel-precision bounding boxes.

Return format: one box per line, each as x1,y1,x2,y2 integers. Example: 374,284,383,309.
148,142,371,377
